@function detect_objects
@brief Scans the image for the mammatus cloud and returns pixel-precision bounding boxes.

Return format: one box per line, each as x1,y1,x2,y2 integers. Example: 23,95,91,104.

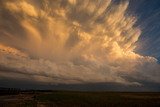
0,0,159,86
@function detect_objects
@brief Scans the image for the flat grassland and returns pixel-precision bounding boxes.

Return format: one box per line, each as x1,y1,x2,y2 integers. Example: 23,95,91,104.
0,91,160,107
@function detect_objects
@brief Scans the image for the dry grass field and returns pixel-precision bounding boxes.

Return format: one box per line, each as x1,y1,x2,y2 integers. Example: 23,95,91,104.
0,91,160,107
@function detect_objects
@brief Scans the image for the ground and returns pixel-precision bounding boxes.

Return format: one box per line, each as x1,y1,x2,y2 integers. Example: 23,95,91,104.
0,91,160,107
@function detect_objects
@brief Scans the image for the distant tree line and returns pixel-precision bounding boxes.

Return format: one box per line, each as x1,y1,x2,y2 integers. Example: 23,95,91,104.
0,87,21,95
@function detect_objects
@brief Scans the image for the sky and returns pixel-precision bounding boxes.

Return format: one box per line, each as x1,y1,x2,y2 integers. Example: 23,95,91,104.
0,0,160,91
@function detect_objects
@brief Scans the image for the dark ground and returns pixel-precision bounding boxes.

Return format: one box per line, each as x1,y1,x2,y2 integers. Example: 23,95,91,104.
0,91,160,107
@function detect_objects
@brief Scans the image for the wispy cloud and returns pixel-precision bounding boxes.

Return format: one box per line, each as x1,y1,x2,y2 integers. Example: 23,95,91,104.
0,0,159,86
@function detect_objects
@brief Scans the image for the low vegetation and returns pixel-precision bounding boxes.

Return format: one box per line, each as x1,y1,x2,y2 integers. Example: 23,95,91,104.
36,91,160,107
0,89,160,107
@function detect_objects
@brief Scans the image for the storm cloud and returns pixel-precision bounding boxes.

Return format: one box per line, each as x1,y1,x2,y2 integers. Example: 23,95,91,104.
0,0,160,88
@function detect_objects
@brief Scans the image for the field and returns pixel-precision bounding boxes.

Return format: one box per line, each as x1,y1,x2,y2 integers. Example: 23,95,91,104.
0,91,160,107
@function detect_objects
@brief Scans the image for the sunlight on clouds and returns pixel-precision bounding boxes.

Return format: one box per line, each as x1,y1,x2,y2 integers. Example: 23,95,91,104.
68,0,77,5
0,0,159,85
5,1,38,17
0,44,27,57
21,20,42,44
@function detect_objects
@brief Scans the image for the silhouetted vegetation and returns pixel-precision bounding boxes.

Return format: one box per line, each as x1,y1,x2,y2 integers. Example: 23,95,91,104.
36,91,160,107
0,87,20,95
0,89,160,107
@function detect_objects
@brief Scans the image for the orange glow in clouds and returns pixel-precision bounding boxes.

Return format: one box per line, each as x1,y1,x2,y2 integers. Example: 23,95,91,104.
0,0,159,85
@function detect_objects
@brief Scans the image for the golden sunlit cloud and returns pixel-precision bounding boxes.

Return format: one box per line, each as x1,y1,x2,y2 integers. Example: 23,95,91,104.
0,0,160,85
